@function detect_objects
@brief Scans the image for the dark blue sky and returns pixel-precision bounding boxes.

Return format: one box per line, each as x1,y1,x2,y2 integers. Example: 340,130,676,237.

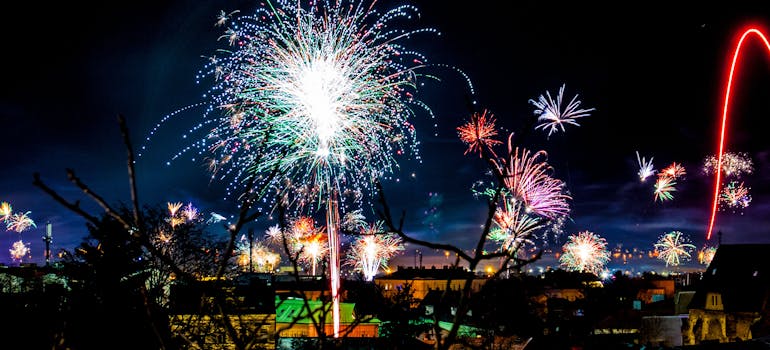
2,1,770,271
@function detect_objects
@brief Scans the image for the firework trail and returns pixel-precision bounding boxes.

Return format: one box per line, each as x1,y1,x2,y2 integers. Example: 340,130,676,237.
654,231,695,267
345,221,404,281
635,151,655,182
559,231,610,275
719,181,751,211
529,84,594,138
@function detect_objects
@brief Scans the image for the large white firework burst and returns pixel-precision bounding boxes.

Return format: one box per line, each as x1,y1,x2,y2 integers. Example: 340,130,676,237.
161,0,446,212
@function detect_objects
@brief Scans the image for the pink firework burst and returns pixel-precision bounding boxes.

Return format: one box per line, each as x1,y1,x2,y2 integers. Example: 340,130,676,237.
492,135,571,219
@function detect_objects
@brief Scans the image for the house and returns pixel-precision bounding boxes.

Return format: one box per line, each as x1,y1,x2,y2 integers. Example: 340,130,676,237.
275,297,379,339
684,244,770,345
374,265,486,300
168,276,277,349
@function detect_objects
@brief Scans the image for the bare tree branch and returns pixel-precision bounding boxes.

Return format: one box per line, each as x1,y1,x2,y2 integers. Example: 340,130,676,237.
33,172,100,225
118,114,143,231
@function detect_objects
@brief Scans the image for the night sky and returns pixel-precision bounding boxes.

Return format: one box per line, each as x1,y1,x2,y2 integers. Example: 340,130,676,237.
2,1,770,272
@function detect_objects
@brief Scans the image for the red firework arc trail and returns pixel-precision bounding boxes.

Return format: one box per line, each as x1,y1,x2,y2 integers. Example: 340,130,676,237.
706,27,770,240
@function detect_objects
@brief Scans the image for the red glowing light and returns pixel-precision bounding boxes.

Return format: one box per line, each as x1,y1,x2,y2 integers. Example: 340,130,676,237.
707,26,770,240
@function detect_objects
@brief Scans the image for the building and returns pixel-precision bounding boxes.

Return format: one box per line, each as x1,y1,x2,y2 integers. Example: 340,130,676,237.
275,297,379,339
684,244,770,345
374,265,486,300
168,276,277,350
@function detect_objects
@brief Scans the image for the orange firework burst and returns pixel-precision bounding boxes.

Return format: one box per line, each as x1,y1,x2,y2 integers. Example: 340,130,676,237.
457,109,501,157
660,162,686,179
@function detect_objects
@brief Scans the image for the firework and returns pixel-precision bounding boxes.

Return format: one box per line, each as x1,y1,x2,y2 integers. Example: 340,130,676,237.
635,151,655,182
167,201,199,228
719,181,751,211
559,231,610,275
9,240,30,262
457,109,501,158
529,84,595,138
698,245,717,266
491,135,571,219
654,231,695,267
181,203,199,221
6,211,36,233
298,233,328,275
265,216,328,275
162,0,444,211
236,236,280,273
0,202,12,222
653,176,677,202
345,221,404,281
489,196,543,254
660,162,686,179
703,151,753,178
167,202,183,217
148,0,454,337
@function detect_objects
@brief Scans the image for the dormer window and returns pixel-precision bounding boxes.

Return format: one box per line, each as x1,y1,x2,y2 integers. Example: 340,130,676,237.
705,292,723,311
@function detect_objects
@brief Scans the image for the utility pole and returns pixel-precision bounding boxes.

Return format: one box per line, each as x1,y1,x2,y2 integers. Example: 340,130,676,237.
42,221,52,267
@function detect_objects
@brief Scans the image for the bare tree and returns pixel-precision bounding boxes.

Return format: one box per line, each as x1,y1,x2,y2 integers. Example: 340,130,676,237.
374,111,570,350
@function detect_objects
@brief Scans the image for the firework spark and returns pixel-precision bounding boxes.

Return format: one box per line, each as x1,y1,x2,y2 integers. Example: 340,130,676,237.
559,231,610,275
654,231,696,267
654,176,677,202
703,151,753,178
719,181,751,211
457,109,501,158
635,151,655,182
345,221,404,281
529,84,594,138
